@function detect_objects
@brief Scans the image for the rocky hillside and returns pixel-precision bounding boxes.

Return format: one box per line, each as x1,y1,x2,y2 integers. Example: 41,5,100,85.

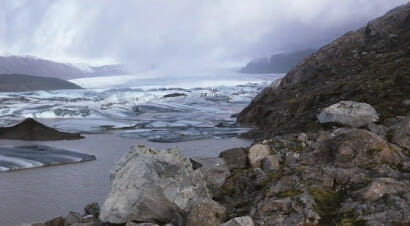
0,74,81,92
238,3,410,135
241,49,315,74
0,56,125,80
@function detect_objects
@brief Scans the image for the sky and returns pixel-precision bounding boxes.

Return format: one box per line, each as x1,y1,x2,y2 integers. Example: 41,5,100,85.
0,0,408,74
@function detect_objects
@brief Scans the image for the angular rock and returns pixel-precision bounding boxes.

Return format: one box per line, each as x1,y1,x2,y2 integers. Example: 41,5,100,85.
99,146,209,225
186,199,226,226
220,216,254,226
190,156,230,191
248,144,270,168
219,148,248,170
261,155,281,172
391,117,410,149
318,101,379,128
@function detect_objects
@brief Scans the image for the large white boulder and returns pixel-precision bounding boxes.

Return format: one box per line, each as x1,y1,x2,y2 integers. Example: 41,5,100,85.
318,101,379,128
99,145,209,225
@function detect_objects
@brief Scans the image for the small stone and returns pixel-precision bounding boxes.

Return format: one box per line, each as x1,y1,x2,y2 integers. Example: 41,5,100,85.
125,223,159,226
261,155,281,172
219,148,247,170
43,216,66,226
221,216,255,226
64,212,82,225
190,156,230,192
186,199,226,226
84,202,100,217
248,144,270,168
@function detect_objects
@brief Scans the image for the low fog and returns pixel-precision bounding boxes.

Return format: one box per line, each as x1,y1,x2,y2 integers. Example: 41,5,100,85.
0,0,407,74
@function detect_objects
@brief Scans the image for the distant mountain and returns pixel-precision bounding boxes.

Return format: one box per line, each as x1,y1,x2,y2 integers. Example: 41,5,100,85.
0,74,82,92
0,55,126,80
241,49,316,74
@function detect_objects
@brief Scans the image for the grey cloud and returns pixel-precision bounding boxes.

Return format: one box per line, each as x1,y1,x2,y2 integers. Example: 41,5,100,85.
0,0,407,74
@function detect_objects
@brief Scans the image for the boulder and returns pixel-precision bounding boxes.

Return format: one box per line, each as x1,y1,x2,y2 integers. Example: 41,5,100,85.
318,101,380,128
261,155,281,172
190,156,230,191
318,101,379,128
391,117,410,149
219,148,248,170
220,216,254,226
99,146,209,225
329,129,401,167
186,199,226,226
248,144,270,168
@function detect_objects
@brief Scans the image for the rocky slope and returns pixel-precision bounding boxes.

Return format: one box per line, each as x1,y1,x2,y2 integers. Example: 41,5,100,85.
241,49,315,74
0,74,81,92
0,56,125,80
238,3,410,135
0,118,83,140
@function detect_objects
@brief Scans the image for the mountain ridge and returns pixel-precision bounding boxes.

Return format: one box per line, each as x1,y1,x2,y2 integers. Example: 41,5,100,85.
0,55,126,80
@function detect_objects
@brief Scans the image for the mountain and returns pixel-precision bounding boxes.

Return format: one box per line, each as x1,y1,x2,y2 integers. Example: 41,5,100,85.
0,74,82,92
238,3,410,135
240,49,316,74
0,55,126,80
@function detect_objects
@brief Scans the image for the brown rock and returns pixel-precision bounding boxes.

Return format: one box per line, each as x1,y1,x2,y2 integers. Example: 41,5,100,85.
219,148,248,170
329,129,401,167
186,199,226,226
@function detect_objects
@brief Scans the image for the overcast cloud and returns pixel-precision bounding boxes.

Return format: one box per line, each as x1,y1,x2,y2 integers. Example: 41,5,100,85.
0,0,407,74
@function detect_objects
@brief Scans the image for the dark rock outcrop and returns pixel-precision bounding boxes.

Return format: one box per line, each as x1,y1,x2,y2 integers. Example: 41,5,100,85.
238,3,410,135
0,74,82,92
0,118,83,140
241,49,316,74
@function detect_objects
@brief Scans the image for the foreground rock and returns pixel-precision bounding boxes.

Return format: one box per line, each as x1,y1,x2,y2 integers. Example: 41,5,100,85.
100,146,209,225
0,118,83,141
318,101,379,128
238,3,410,135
